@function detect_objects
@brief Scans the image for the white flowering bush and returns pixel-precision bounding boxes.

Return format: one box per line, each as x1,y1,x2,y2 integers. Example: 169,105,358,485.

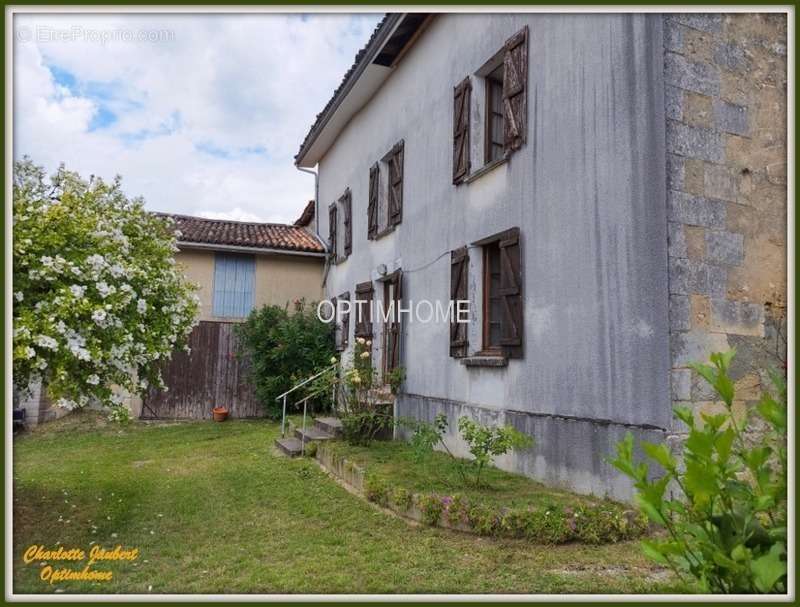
13,159,199,417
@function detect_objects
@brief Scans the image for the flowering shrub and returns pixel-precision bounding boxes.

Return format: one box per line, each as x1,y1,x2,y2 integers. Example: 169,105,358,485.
12,159,199,416
339,337,396,445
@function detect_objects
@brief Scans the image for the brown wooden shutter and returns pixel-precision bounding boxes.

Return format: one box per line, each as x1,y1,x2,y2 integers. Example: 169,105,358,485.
450,247,469,358
342,189,352,257
387,271,403,371
339,291,350,350
498,227,523,358
328,202,337,260
453,78,471,184
388,140,404,226
367,163,379,239
354,281,374,337
330,295,340,351
502,26,528,153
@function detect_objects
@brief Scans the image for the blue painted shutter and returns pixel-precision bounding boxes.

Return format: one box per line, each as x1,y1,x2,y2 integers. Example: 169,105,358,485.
213,253,255,318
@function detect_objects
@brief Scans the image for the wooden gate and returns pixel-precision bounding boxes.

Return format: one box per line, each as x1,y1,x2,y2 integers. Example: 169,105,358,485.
142,321,262,419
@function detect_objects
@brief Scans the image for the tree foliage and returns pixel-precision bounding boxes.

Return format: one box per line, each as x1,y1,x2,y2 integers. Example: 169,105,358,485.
235,301,335,418
13,159,199,418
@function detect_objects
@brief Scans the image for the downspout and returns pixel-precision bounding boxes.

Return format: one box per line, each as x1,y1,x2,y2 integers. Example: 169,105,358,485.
296,166,320,239
296,165,331,288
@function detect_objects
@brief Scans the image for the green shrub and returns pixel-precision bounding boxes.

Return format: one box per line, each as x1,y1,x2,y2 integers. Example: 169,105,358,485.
466,503,499,536
364,476,389,507
610,350,787,593
401,414,534,489
341,411,393,446
406,413,449,463
235,302,335,418
417,494,445,526
519,506,572,544
572,505,648,545
390,486,413,511
303,441,318,458
458,417,534,487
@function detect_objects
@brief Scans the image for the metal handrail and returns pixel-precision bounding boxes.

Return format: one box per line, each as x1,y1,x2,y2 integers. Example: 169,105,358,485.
275,363,336,400
296,387,328,457
277,363,337,438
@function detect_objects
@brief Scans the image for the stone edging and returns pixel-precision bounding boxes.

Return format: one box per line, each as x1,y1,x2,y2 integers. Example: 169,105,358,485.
315,442,476,532
315,442,648,545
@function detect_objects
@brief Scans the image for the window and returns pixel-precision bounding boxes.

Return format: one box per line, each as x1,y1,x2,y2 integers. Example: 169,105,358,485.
341,189,352,258
354,281,374,338
452,25,529,183
212,253,255,318
474,227,523,358
485,64,505,164
383,271,403,374
335,291,350,351
483,241,504,349
329,189,352,263
368,141,404,239
328,202,337,260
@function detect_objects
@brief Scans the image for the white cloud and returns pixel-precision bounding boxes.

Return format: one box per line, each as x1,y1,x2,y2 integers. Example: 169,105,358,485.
13,12,382,224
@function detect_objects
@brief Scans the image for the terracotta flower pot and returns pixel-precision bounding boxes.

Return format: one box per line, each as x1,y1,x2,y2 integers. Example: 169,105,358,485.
212,407,229,422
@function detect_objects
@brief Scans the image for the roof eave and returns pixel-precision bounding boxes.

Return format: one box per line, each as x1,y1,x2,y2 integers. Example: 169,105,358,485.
177,241,327,258
295,14,406,168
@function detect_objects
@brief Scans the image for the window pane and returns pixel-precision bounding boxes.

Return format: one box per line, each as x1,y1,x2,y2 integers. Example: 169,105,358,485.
213,253,255,318
487,74,504,163
484,243,504,348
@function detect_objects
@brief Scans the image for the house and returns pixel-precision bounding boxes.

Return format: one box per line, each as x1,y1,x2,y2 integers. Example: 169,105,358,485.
295,13,787,500
136,212,326,419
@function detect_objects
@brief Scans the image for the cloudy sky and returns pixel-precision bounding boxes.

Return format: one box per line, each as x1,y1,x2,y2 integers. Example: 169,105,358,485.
13,12,382,223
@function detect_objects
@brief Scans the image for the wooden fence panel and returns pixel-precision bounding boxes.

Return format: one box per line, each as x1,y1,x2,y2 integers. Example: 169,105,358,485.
142,321,262,419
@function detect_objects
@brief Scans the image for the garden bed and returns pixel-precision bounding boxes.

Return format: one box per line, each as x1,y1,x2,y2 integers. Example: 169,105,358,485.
317,440,649,545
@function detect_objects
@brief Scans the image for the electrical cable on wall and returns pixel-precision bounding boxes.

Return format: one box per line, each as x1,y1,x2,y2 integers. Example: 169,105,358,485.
403,244,479,274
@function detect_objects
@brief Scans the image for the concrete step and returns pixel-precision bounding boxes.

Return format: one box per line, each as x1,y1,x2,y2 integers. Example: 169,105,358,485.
294,427,334,444
314,416,343,437
274,436,303,457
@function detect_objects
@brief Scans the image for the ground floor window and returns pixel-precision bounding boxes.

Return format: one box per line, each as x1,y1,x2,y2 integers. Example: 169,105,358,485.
383,271,402,375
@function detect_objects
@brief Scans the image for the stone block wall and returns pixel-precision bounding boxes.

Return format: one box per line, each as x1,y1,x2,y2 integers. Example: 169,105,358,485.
663,13,787,429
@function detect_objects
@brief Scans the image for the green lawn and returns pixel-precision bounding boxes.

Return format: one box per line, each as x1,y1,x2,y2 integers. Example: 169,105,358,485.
326,440,608,510
13,412,684,594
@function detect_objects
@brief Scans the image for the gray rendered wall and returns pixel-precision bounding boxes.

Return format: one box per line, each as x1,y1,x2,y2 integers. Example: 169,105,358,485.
318,13,670,500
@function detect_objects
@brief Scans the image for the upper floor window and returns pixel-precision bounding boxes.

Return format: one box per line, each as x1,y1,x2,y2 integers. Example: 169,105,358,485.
212,253,255,318
452,25,529,184
368,140,404,239
485,64,505,164
329,188,352,263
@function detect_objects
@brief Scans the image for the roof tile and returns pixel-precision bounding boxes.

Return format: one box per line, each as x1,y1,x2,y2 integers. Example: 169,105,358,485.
158,213,325,254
